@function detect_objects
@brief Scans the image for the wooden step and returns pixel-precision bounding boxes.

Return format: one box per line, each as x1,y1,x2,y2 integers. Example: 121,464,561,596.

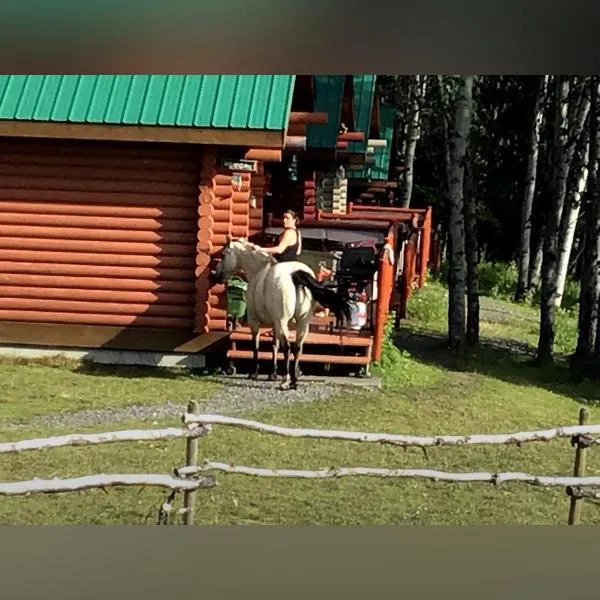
229,329,373,347
227,349,371,365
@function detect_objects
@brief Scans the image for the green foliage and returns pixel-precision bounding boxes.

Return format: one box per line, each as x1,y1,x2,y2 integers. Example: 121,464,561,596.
554,309,578,356
406,282,448,327
433,259,519,299
370,300,444,389
477,260,519,299
530,278,581,313
434,258,580,316
561,279,581,312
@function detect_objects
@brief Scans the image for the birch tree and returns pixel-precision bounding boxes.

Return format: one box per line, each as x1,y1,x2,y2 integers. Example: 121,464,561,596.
554,79,592,307
574,77,600,374
555,133,590,308
515,75,549,301
527,100,555,294
447,75,474,351
537,76,570,364
400,75,428,208
464,148,479,345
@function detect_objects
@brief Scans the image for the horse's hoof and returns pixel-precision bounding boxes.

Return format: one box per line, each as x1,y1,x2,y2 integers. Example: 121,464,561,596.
247,372,259,381
268,373,279,381
278,381,291,391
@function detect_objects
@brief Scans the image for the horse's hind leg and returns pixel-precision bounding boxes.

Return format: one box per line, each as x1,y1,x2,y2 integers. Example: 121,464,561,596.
291,314,311,389
268,337,279,381
278,336,293,390
273,322,293,391
247,324,260,380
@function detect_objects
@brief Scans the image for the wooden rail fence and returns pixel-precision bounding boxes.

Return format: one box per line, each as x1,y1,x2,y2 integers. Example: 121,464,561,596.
0,404,598,525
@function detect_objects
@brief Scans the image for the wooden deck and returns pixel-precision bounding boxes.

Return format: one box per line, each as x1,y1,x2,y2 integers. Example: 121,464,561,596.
229,328,373,347
225,315,374,370
226,349,371,365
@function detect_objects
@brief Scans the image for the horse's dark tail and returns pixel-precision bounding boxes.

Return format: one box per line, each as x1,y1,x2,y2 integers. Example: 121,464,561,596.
291,270,352,324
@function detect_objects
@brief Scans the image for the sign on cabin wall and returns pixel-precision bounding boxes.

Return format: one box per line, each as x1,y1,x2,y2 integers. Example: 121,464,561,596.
221,158,258,173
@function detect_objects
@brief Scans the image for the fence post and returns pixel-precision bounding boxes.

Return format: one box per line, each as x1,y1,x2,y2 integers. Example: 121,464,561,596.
568,407,590,526
182,400,200,526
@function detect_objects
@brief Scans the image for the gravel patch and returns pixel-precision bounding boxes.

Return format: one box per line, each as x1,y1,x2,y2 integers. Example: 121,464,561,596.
3,377,363,431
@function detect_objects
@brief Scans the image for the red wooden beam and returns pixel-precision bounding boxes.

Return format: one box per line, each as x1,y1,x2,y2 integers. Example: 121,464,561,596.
337,131,365,142
289,111,328,125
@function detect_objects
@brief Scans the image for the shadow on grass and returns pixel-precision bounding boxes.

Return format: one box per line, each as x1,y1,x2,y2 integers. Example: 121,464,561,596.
72,361,219,382
393,325,600,407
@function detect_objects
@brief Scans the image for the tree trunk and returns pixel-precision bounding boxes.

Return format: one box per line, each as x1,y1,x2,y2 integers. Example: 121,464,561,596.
528,230,544,291
575,77,600,373
447,76,474,352
400,75,427,208
553,81,592,308
436,75,452,272
554,137,590,308
538,76,570,364
515,75,549,301
436,75,453,194
464,151,479,345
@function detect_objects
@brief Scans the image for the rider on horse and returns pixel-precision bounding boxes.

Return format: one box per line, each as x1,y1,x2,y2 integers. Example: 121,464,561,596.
251,209,302,262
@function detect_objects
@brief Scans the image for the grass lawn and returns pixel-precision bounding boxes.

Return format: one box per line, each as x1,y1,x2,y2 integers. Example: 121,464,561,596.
2,280,600,525
0,358,221,423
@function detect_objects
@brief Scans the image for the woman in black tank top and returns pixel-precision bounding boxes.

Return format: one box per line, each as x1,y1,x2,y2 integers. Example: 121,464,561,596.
253,209,302,263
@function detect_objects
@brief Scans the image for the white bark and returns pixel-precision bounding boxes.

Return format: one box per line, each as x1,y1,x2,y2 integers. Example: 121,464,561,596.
447,75,474,350
187,461,600,489
0,426,211,455
0,473,214,496
528,234,544,290
576,77,600,364
538,77,571,361
554,138,591,307
464,154,479,345
400,75,427,208
184,413,600,448
516,75,549,300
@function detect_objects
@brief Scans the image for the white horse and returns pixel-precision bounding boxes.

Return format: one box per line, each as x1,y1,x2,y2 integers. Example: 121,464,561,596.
211,238,352,390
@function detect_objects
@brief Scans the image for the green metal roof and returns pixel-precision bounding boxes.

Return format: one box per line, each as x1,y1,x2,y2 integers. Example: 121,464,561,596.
0,75,295,130
369,104,396,180
306,75,345,149
348,75,377,154
353,102,396,181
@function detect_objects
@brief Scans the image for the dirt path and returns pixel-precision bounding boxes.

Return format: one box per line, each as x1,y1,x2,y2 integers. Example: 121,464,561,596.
3,376,368,431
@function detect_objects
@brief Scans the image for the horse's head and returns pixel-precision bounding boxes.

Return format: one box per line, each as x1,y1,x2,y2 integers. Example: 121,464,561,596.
211,237,241,284
211,237,267,284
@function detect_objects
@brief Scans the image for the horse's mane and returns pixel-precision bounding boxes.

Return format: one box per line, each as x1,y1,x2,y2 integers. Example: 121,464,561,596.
232,239,274,264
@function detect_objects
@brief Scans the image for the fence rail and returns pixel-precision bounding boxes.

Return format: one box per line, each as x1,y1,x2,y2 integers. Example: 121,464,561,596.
0,473,214,496
0,426,211,455
183,413,600,448
177,461,600,488
0,403,598,525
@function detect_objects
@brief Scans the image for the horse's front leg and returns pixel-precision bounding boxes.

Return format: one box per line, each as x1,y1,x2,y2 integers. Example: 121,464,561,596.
268,337,279,381
248,325,260,380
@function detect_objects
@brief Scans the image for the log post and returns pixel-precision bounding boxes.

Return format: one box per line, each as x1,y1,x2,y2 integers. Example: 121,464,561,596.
568,407,590,525
419,206,433,286
182,400,200,525
372,230,395,362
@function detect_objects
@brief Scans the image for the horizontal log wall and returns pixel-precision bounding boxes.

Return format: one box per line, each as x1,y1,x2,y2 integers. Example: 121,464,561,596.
0,137,201,331
195,149,253,333
248,161,266,239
